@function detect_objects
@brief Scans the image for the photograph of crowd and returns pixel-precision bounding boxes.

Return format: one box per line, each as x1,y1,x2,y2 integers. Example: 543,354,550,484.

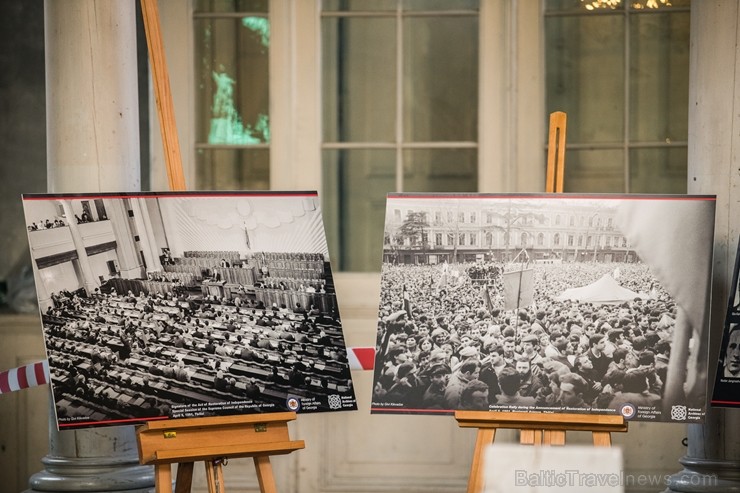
23,191,357,430
371,193,715,423
711,236,740,408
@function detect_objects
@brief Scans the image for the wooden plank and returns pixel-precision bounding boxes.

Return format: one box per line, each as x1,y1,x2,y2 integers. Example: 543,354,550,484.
455,410,627,432
592,431,613,447
174,462,194,493
141,413,298,430
519,429,536,445
467,428,496,493
254,456,279,493
140,0,186,191
546,111,567,193
148,440,305,464
154,464,172,493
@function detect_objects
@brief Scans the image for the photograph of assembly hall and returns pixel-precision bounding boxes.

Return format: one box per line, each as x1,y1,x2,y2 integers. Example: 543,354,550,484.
22,191,357,429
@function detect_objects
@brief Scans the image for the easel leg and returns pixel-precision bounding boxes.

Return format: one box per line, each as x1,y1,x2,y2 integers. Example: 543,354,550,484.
175,462,194,493
467,428,496,493
254,455,278,493
155,464,173,493
205,461,226,493
592,431,612,447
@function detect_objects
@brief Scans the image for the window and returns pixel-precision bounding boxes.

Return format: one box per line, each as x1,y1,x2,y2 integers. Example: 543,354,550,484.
470,233,476,246
193,1,271,191
322,1,479,271
435,233,442,245
182,0,690,275
545,0,690,193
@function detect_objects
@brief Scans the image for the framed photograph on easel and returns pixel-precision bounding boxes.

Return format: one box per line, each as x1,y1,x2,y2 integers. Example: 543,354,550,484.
371,192,715,423
711,236,740,407
23,190,358,430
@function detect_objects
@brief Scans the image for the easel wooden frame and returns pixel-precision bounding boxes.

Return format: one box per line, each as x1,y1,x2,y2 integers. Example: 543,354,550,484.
137,413,305,493
137,3,305,493
455,111,628,493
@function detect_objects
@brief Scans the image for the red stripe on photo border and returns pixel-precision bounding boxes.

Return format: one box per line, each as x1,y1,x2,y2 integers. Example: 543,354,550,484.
58,415,171,428
386,193,716,201
23,191,319,201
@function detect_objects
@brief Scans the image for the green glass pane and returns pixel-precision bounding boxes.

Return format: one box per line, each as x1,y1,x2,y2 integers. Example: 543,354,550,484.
403,149,477,192
546,15,624,143
630,12,689,142
322,150,395,271
322,0,397,11
194,0,268,13
195,18,270,145
562,149,625,192
403,0,479,10
196,148,270,190
629,147,687,193
322,18,396,142
403,16,478,142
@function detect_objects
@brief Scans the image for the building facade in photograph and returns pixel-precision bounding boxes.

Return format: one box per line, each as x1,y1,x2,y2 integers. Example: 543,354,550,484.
382,198,636,266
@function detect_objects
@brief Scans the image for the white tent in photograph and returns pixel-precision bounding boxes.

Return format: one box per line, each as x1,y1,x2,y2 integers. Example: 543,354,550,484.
554,273,647,305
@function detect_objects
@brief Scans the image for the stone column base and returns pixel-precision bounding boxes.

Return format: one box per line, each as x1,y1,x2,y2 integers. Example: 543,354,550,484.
663,457,740,493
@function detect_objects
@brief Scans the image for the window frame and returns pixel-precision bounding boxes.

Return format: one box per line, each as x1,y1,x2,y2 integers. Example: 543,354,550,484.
153,0,545,275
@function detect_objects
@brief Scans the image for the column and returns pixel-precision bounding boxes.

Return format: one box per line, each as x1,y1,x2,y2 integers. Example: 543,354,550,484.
138,198,163,272
129,199,158,274
663,2,740,492
29,2,154,493
31,262,52,314
61,200,99,294
106,199,145,279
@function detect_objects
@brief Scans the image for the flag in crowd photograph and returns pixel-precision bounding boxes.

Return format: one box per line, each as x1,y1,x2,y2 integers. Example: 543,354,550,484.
711,236,740,408
371,193,715,423
22,191,357,430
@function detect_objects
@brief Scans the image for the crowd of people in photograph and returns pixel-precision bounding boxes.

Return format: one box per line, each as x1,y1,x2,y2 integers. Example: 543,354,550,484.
42,250,354,424
27,218,67,231
372,260,678,415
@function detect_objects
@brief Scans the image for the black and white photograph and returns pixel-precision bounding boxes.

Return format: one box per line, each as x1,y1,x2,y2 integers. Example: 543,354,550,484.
371,193,715,423
711,236,740,408
22,191,357,430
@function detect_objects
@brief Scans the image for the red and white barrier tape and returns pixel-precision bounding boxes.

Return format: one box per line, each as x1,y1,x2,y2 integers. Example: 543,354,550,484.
0,348,375,395
347,347,375,370
0,360,49,394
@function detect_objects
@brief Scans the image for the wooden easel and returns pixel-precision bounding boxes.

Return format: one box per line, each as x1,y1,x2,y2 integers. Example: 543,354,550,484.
137,4,305,493
137,413,305,493
455,111,628,493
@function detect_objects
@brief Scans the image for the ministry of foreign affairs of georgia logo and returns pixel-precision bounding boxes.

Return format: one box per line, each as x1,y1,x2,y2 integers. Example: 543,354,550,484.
671,405,688,421
619,403,637,420
327,394,342,410
286,397,301,411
